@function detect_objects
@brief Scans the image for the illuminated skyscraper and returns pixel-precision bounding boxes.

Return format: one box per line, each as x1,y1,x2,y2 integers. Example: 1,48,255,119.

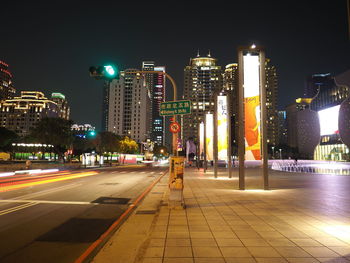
142,62,165,145
51,92,70,120
107,69,151,143
265,58,278,146
183,52,223,141
0,60,15,101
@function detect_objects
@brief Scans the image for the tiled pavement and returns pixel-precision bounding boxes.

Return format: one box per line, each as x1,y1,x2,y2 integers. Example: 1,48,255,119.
94,167,350,263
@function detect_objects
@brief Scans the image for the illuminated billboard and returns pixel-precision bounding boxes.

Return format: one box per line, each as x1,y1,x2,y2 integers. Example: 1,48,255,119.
318,105,340,136
217,95,228,161
199,122,204,159
243,54,261,160
205,113,213,161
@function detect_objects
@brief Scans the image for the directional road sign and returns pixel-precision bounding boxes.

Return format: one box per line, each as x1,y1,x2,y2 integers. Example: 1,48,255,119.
160,100,191,116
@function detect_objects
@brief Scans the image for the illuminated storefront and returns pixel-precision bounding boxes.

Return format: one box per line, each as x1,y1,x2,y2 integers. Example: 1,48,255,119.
314,143,349,161
310,73,350,161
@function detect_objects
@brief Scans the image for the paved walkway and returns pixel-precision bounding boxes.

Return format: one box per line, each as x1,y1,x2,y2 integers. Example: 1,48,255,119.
93,167,350,263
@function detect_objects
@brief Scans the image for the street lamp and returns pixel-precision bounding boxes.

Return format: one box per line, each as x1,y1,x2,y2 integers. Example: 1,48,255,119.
279,148,282,159
272,146,275,159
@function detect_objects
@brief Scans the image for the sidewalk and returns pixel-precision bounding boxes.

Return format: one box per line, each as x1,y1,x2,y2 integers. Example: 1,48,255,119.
92,167,350,263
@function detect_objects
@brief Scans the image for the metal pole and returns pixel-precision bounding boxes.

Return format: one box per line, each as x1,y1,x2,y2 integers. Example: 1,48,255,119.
129,70,178,156
237,49,245,190
259,51,269,190
227,93,232,178
213,94,218,178
204,116,207,173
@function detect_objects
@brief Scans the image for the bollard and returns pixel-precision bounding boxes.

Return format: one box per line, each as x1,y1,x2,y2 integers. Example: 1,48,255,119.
168,156,185,209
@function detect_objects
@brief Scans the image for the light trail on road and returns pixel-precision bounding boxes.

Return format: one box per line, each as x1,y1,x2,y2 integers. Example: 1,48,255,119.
0,171,99,192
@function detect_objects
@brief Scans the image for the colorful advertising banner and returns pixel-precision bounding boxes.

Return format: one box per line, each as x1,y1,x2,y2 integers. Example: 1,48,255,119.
217,95,228,161
205,113,214,161
243,54,261,160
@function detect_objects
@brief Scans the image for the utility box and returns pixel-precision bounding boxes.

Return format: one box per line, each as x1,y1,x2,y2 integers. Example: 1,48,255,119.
168,156,185,209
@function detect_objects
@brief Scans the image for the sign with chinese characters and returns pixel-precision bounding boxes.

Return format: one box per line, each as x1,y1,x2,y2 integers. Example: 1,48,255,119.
217,95,228,161
160,100,191,116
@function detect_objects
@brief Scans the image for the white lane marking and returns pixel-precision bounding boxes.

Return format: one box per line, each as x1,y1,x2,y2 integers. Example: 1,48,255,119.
12,183,82,201
0,202,38,216
0,199,95,205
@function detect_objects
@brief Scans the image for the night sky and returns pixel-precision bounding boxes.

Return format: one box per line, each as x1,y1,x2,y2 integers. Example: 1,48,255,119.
1,1,349,132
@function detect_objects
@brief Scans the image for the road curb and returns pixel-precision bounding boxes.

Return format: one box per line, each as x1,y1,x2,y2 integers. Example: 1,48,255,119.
75,169,169,263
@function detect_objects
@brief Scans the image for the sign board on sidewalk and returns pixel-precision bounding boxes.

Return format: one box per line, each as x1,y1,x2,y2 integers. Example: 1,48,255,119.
160,100,191,116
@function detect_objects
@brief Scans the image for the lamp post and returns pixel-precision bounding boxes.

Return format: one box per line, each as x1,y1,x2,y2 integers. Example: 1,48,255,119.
272,146,275,159
279,148,282,159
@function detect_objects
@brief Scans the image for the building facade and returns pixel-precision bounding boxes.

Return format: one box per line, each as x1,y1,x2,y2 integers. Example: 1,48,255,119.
0,91,59,137
142,62,165,146
183,53,223,142
51,92,70,120
107,69,150,143
0,60,15,101
265,59,278,146
277,110,287,145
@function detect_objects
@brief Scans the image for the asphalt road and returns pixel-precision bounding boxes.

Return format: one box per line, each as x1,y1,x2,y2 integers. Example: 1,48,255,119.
0,164,167,263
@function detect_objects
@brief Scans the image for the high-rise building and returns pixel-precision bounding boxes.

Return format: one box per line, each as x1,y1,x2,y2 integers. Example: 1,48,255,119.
183,52,223,141
107,69,151,143
277,110,287,145
142,62,165,146
0,60,15,101
101,81,110,132
51,92,70,120
265,58,278,145
0,91,59,137
304,73,333,98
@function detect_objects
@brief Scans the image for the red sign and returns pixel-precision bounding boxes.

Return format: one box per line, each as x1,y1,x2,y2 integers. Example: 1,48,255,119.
170,122,181,133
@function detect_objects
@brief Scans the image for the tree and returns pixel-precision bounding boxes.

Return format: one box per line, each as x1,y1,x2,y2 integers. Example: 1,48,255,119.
0,127,18,151
93,131,120,159
29,117,74,160
118,136,139,154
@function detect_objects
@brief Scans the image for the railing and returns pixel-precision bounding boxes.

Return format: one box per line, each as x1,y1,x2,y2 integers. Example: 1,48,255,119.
271,160,350,175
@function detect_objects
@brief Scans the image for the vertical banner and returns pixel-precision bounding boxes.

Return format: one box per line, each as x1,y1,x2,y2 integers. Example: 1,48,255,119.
199,122,204,160
205,113,214,161
217,95,228,161
243,54,261,160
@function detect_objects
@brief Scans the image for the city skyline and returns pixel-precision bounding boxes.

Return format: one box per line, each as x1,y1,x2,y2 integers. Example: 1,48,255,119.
1,1,349,130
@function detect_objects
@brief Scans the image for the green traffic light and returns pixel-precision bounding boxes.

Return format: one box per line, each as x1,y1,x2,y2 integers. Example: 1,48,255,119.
89,131,96,137
104,65,117,78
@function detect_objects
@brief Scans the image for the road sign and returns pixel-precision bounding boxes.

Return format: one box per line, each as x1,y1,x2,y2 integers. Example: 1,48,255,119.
170,122,181,133
160,100,191,116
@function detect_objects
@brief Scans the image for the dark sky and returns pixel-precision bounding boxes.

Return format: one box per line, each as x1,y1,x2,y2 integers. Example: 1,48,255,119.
1,1,349,131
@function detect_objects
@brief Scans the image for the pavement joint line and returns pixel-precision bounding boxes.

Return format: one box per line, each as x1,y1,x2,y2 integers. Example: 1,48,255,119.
0,202,38,216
